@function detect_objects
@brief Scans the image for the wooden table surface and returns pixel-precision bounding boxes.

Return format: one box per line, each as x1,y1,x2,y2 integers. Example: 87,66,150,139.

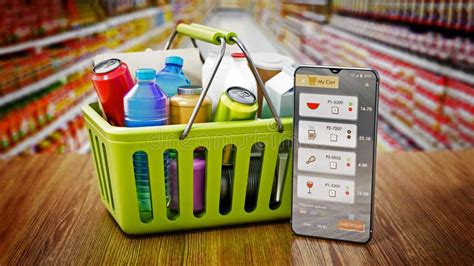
0,150,473,264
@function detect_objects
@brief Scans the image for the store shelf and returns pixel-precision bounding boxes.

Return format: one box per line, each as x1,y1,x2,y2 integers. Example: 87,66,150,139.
378,107,434,150
257,16,313,63
302,44,323,63
1,93,97,160
283,0,328,5
335,10,473,35
0,8,163,56
0,59,92,106
326,26,474,85
0,22,173,107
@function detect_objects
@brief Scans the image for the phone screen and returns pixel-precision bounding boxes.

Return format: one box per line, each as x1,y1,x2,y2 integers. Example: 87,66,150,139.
291,66,379,243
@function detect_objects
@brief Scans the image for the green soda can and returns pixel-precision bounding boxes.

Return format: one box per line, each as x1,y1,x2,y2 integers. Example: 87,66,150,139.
213,87,258,165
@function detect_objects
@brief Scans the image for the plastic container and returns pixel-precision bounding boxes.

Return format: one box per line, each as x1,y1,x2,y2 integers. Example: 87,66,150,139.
155,56,191,97
124,69,168,127
83,102,292,234
169,85,212,125
170,157,206,214
261,63,296,119
124,69,169,223
83,23,292,235
253,53,293,113
203,52,257,111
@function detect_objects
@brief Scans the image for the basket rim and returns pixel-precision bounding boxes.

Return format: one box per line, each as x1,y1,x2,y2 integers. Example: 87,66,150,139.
82,102,293,142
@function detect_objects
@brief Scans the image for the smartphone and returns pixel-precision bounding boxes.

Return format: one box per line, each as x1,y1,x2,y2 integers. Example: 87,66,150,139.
291,66,379,243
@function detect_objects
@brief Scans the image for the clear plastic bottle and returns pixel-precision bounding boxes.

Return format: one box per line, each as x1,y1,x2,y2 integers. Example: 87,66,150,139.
156,56,191,98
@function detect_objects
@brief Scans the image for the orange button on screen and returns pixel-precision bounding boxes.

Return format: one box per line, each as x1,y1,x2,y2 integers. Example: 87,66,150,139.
337,220,365,233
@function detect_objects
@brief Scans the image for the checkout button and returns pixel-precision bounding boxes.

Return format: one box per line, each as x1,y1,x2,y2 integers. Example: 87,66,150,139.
337,219,365,233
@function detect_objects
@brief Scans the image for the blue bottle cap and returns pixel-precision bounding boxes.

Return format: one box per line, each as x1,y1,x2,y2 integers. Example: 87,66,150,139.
136,69,156,81
165,56,183,67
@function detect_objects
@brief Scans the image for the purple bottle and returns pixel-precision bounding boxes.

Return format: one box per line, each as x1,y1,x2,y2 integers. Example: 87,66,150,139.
170,158,206,214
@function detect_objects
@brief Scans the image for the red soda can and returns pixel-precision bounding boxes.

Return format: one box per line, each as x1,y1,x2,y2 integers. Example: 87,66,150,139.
92,58,134,126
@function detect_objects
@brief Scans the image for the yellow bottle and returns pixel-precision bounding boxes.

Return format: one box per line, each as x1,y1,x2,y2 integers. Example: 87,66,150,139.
169,85,212,125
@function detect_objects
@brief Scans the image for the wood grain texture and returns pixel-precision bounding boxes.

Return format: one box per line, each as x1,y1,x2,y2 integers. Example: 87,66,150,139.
0,150,473,265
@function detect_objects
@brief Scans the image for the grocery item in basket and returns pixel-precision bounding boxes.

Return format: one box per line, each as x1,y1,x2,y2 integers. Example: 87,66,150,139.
124,69,168,127
155,56,191,97
253,53,294,114
203,52,257,112
214,87,258,165
260,63,296,119
169,157,206,214
133,151,153,223
219,165,233,213
125,69,170,219
169,85,212,125
246,154,262,211
91,58,134,127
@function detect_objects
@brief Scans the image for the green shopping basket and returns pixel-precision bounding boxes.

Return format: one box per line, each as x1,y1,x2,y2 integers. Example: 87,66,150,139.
82,23,293,235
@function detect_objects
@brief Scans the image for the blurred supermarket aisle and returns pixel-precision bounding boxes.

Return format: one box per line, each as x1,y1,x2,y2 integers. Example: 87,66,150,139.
193,10,289,58
0,1,473,159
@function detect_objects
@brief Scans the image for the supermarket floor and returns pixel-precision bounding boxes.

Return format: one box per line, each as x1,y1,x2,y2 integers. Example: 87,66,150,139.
191,10,293,59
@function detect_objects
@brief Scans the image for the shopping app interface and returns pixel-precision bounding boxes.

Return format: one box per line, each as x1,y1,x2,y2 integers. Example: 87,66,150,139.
292,67,378,242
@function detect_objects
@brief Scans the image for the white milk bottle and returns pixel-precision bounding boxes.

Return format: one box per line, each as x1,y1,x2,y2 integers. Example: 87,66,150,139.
202,52,257,111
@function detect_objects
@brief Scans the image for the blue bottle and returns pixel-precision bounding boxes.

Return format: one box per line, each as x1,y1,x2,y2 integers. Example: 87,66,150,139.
124,68,168,223
124,68,168,127
156,56,190,97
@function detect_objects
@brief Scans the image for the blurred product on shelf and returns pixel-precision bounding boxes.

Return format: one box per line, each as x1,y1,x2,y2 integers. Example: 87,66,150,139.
331,16,473,72
101,0,150,16
0,0,166,46
68,0,103,28
280,0,330,23
33,115,88,154
254,0,473,151
0,36,107,96
332,0,473,32
0,12,163,98
302,25,473,149
0,0,69,45
0,70,92,153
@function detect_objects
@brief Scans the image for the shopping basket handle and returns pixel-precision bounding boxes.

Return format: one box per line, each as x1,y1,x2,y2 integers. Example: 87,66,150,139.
176,23,224,45
190,23,237,45
166,24,284,139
